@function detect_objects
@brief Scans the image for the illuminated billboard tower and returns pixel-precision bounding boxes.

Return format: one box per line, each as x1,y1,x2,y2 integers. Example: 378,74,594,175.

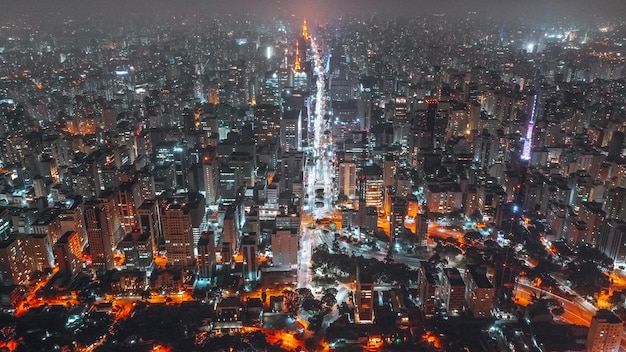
302,19,309,40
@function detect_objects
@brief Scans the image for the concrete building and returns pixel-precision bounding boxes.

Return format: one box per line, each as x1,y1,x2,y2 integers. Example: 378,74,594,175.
241,235,258,281
197,231,216,280
441,268,465,315
54,231,83,276
338,162,357,199
26,233,54,273
418,265,439,318
425,183,463,213
598,219,626,268
359,165,384,213
586,310,622,352
120,229,153,270
271,229,298,268
137,201,161,254
356,270,375,324
0,236,31,286
83,199,116,271
464,266,495,318
161,198,194,268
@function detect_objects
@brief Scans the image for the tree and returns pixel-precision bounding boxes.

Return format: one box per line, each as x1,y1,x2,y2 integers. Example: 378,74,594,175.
551,306,565,316
323,288,338,297
576,244,613,270
332,239,340,253
301,298,322,312
296,288,314,301
283,289,299,314
321,290,337,309
384,245,394,264
565,261,610,296
307,313,324,332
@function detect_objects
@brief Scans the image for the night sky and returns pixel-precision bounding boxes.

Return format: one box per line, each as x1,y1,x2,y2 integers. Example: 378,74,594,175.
1,0,626,23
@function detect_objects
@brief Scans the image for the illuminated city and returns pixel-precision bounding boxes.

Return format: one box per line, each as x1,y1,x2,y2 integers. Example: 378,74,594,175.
0,1,625,351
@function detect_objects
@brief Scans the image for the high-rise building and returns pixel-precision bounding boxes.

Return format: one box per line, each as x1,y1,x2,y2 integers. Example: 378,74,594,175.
221,206,238,259
161,198,194,268
578,201,607,246
338,162,357,199
359,165,384,213
604,187,626,221
154,141,188,190
202,153,218,205
0,236,31,286
58,200,88,249
418,265,438,318
229,152,255,188
390,196,407,241
254,104,281,145
441,268,465,316
241,235,258,281
31,211,63,245
26,233,54,273
54,231,83,276
356,270,375,324
83,200,116,271
586,310,622,352
137,201,161,254
99,190,124,246
120,229,153,271
464,266,495,318
280,110,302,152
197,231,216,280
383,156,395,189
117,181,143,234
598,219,626,267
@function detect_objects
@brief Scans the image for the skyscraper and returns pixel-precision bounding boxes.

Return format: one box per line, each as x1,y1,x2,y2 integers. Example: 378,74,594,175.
241,235,258,281
359,165,384,213
338,162,357,199
83,200,116,271
54,231,83,276
197,231,216,280
137,200,161,254
117,181,143,234
161,198,194,268
604,187,626,221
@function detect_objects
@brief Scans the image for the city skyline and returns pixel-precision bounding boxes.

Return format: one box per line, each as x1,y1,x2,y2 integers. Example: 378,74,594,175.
0,6,625,352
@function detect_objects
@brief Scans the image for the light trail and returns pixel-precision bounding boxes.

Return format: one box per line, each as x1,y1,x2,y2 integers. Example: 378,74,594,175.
305,34,334,219
522,70,540,161
521,93,537,160
299,25,336,290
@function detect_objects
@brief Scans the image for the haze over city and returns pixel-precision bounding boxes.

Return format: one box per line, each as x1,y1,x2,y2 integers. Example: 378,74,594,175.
2,0,626,23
